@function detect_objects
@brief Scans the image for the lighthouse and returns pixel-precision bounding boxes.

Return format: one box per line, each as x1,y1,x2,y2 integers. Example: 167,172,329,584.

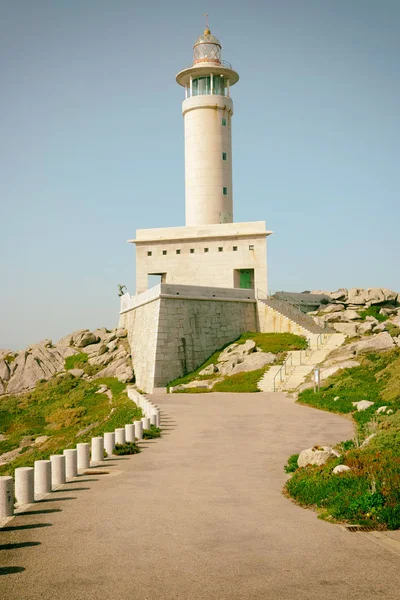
127,25,271,296
176,27,239,226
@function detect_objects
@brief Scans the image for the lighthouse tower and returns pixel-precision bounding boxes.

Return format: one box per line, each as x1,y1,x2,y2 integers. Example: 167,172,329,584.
176,28,239,226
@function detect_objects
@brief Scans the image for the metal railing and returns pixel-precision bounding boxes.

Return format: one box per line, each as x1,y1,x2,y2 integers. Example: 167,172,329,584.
182,59,233,70
273,352,293,392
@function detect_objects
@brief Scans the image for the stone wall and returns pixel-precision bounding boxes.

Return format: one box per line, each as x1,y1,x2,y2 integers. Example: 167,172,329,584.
122,284,257,392
257,301,310,338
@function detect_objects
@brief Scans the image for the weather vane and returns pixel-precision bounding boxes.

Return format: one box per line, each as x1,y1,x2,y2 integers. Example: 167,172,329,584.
203,12,209,29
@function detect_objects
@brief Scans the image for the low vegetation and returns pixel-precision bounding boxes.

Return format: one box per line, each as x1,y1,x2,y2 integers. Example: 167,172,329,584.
114,442,140,455
168,332,307,392
143,425,162,439
359,305,388,323
64,352,89,370
0,375,143,476
285,348,400,529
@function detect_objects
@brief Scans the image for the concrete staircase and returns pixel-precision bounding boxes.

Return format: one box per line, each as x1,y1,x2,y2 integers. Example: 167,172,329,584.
258,333,345,392
258,296,331,335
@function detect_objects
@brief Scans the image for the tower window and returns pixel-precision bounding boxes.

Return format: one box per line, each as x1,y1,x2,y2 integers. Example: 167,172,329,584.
249,245,254,250
222,187,228,196
162,250,167,255
222,152,227,161
176,249,181,254
218,247,223,252
222,117,227,127
147,251,152,256
233,246,238,251
190,249,195,254
204,248,209,253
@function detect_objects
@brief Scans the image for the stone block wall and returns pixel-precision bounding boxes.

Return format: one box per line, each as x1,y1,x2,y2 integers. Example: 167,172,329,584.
257,301,310,338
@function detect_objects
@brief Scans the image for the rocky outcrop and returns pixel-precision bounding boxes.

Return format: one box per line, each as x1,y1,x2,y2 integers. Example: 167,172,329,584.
0,327,133,395
298,446,340,468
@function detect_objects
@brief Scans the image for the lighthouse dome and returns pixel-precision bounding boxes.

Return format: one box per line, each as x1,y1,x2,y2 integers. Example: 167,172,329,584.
193,28,222,64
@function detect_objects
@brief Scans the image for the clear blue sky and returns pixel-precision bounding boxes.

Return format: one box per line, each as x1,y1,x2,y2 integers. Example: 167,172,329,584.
1,0,399,350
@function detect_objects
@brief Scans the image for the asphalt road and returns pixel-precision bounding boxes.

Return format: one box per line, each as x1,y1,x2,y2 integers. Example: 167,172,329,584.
1,391,399,599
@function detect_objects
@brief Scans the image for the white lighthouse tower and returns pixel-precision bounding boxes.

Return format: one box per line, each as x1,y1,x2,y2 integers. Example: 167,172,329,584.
176,27,239,226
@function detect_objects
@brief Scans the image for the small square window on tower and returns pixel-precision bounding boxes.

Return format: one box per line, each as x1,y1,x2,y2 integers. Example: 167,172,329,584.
162,250,167,255
204,248,209,253
176,249,181,254
222,187,228,196
249,245,254,250
218,247,223,252
147,251,152,256
222,117,227,127
190,248,195,254
222,152,227,161
233,246,238,251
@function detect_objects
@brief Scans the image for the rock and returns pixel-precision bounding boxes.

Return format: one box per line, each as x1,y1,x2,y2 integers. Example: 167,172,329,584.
57,329,87,347
199,364,217,376
92,328,109,340
298,446,340,468
361,434,376,447
365,316,379,324
347,332,394,355
376,406,388,414
394,336,400,346
75,331,100,348
380,307,398,316
332,465,351,474
0,380,4,394
324,312,346,323
229,352,276,375
319,304,345,314
93,358,134,383
34,436,49,445
390,316,400,327
0,359,10,382
218,340,256,363
387,409,394,415
373,323,387,333
69,368,84,378
88,352,115,367
115,363,134,383
331,322,358,336
347,288,369,305
96,384,109,394
106,340,118,352
334,396,340,402
352,400,374,411
116,328,127,338
320,360,360,380
342,309,361,321
330,289,347,301
357,322,374,335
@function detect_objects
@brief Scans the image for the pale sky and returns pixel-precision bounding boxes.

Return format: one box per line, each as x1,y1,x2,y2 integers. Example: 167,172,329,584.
1,0,399,349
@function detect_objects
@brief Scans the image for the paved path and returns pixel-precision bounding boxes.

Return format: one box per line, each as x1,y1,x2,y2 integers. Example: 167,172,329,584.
1,392,400,599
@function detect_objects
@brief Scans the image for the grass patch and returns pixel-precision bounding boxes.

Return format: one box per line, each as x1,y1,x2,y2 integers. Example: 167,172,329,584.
359,306,388,323
143,425,162,439
285,348,400,529
113,442,140,455
4,354,16,363
236,332,307,353
212,367,268,393
65,353,89,370
284,453,299,473
386,323,400,338
0,375,142,476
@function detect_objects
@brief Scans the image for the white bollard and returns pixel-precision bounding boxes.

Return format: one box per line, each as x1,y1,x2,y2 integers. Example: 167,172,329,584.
125,424,135,443
34,460,51,496
0,476,14,518
115,428,126,445
155,410,160,427
134,420,143,440
150,413,157,426
77,443,90,470
50,454,66,489
63,449,78,479
142,417,151,431
15,467,34,505
104,432,115,457
91,436,104,463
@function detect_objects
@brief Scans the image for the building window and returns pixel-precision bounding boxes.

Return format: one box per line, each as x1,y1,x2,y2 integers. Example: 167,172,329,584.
204,248,209,253
147,251,152,256
233,246,238,251
162,250,167,255
222,152,227,161
222,117,227,127
249,245,254,250
176,249,181,254
223,187,228,196
190,249,195,254
218,247,223,252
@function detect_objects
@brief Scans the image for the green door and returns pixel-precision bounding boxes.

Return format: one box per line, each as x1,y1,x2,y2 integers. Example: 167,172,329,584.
239,269,252,289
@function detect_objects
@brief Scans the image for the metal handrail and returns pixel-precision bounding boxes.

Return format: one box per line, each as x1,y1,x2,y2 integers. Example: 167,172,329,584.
182,59,233,70
273,352,293,392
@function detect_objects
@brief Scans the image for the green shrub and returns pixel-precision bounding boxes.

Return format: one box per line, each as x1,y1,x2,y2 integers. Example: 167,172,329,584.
65,353,89,370
284,454,299,473
386,323,400,338
359,306,388,323
113,442,140,455
4,354,16,363
143,425,161,439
